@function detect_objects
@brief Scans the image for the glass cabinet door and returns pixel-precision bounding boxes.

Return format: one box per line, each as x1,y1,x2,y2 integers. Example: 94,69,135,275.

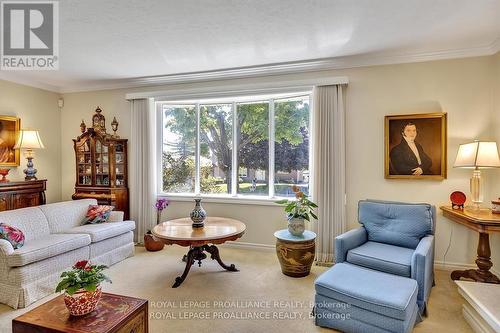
95,139,110,186
114,142,125,187
77,139,92,185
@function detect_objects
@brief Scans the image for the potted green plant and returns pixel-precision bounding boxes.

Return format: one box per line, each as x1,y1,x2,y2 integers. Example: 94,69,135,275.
56,260,112,316
275,185,318,236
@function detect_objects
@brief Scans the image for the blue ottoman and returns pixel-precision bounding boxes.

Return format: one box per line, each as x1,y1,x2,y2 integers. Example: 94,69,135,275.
314,263,419,333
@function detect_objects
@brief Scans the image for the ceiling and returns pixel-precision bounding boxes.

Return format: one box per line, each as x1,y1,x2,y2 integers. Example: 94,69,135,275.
1,0,499,93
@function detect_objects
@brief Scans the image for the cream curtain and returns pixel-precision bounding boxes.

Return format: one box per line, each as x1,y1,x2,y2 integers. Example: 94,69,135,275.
311,85,347,265
129,98,156,243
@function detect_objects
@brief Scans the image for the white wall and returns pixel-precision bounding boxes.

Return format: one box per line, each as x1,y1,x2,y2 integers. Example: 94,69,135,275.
60,54,499,268
0,80,62,203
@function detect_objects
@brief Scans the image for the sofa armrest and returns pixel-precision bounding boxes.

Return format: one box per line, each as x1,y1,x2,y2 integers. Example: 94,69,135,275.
411,234,434,312
0,239,14,256
334,227,367,263
108,211,125,222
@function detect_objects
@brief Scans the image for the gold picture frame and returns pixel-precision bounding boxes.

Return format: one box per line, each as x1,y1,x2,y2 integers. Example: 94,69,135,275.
385,112,447,180
0,116,20,167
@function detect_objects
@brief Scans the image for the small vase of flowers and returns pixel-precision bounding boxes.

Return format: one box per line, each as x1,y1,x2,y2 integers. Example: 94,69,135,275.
144,198,170,251
275,186,318,236
155,198,169,224
56,260,111,316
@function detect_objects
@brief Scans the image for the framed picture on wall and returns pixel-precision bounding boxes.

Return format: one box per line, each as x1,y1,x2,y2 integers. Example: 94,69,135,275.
0,116,20,167
385,113,447,180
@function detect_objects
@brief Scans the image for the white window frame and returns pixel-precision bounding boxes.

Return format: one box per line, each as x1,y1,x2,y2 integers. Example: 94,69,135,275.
156,91,313,205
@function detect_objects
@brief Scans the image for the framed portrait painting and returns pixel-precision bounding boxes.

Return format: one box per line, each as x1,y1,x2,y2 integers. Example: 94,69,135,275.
385,113,447,180
0,116,20,167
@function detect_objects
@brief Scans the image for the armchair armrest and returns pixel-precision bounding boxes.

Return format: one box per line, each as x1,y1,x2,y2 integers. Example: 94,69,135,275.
0,239,14,256
108,211,125,222
334,227,367,263
411,234,434,313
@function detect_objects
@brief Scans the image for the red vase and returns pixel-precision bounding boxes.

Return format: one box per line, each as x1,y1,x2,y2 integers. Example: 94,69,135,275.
0,169,10,182
64,286,102,316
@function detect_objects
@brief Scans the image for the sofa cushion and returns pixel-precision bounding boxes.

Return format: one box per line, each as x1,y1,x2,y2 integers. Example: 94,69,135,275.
90,231,133,259
0,223,25,249
358,200,433,249
82,205,114,224
346,241,414,277
39,199,97,233
315,263,418,321
6,233,91,267
62,220,135,243
0,207,50,241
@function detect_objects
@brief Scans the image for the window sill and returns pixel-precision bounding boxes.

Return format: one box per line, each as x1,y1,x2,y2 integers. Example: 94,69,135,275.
157,193,290,206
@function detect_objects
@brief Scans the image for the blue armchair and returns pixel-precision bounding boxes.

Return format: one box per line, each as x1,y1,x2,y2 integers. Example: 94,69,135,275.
335,200,435,315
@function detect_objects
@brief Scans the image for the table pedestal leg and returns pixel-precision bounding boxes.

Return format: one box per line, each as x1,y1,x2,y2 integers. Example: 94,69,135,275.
451,232,500,284
172,245,238,288
173,247,196,288
203,245,238,271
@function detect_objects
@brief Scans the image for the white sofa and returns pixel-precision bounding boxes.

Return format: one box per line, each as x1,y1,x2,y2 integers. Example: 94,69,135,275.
0,199,135,309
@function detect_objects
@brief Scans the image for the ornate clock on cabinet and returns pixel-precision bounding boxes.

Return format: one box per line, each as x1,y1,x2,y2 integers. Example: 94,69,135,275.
72,107,129,219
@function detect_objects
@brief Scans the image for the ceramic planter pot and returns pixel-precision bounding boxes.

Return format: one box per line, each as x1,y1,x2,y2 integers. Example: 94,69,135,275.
64,286,102,316
288,217,305,236
144,231,164,251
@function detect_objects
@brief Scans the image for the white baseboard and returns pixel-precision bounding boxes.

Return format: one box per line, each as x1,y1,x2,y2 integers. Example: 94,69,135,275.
221,241,275,251
434,260,476,271
434,260,500,277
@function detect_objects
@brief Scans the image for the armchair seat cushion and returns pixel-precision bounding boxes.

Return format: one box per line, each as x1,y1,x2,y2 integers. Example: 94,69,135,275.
61,220,135,243
347,241,414,277
6,233,91,267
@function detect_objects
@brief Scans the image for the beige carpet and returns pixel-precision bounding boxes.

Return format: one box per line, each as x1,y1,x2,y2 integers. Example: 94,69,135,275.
0,246,472,333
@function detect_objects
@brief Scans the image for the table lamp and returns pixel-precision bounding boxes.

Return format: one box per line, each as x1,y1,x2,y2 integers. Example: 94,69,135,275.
13,130,45,180
454,141,500,209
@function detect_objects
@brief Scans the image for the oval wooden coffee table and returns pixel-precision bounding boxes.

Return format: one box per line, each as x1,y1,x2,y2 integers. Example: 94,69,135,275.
152,217,246,288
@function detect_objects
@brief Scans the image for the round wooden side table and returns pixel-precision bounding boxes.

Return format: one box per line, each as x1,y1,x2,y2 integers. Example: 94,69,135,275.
152,217,246,288
274,229,316,277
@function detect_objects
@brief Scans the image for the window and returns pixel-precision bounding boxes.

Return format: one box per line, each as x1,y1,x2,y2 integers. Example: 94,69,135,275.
161,105,196,193
158,92,311,200
237,101,269,196
274,96,310,198
199,104,232,194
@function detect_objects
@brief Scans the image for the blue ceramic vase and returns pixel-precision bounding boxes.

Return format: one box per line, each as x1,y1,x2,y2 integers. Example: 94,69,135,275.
190,199,206,228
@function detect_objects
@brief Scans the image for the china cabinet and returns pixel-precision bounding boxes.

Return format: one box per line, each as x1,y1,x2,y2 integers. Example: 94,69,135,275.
72,107,129,218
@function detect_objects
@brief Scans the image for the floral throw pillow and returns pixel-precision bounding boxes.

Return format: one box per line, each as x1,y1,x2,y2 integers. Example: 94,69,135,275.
82,205,114,224
0,223,25,249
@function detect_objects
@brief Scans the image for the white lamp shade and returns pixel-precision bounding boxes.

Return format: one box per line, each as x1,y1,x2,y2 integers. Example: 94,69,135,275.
13,130,45,150
454,141,500,168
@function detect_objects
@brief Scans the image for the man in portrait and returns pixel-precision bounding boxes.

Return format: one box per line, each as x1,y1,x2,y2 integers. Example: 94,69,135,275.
390,122,432,175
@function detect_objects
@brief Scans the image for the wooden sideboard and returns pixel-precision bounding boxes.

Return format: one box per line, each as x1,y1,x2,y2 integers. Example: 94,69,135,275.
0,180,46,211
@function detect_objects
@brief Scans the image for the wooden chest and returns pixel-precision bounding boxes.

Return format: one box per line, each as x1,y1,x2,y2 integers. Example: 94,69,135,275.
12,293,148,333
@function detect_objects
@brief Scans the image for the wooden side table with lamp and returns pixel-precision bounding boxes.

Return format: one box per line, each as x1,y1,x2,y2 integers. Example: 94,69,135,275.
0,129,47,212
444,140,500,284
